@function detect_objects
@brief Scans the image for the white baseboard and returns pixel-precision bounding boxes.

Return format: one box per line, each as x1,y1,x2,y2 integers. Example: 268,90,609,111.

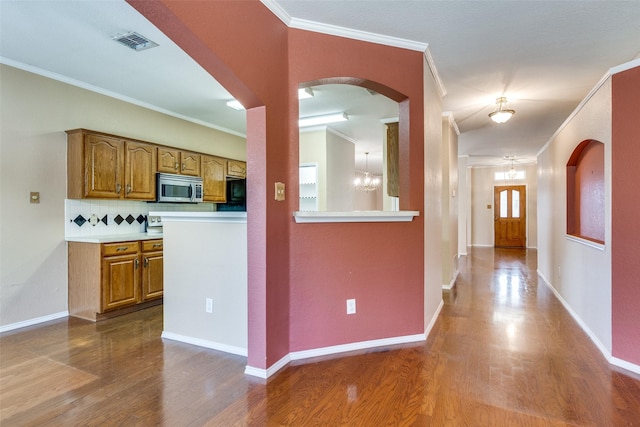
243,300,446,379
161,331,247,357
537,269,612,367
0,311,68,334
471,244,493,247
289,332,426,362
610,356,640,376
426,299,444,338
245,354,290,379
442,270,459,290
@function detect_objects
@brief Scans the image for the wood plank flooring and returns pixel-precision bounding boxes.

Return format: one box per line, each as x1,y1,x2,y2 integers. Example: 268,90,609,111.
1,248,639,425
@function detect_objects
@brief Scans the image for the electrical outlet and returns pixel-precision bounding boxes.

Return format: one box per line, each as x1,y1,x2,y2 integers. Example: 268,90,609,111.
346,298,356,315
205,298,213,314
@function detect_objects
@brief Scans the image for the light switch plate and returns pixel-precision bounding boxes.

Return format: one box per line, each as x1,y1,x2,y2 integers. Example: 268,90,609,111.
275,182,285,201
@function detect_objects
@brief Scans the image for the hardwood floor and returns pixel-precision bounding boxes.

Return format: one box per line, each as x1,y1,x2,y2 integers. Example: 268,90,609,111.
2,248,639,426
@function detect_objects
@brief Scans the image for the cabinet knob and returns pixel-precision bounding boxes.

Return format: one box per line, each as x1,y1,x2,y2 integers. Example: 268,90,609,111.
126,184,131,195
182,163,186,171
135,258,139,269
116,183,122,194
144,257,149,268
175,162,179,170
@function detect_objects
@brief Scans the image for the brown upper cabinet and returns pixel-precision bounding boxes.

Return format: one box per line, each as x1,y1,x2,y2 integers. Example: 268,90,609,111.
227,160,247,178
201,154,227,202
67,129,156,200
158,147,201,176
68,128,245,202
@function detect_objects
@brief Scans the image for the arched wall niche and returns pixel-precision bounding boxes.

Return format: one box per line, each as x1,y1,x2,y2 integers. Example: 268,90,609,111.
566,139,605,243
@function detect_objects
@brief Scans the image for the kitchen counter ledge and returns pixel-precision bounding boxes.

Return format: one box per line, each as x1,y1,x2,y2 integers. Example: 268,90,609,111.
149,211,247,223
65,233,163,244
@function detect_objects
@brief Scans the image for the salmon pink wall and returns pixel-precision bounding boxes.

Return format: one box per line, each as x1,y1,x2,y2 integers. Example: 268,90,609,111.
612,66,640,365
288,30,426,350
129,0,292,369
130,0,430,368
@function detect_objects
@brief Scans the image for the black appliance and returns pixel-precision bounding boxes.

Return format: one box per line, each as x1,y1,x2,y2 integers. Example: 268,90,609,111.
217,179,246,211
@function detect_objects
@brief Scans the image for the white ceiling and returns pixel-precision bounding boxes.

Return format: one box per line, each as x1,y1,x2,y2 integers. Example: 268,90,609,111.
1,1,639,173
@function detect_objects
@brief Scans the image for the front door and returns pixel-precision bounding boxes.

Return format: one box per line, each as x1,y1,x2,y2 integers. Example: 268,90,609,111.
494,185,526,248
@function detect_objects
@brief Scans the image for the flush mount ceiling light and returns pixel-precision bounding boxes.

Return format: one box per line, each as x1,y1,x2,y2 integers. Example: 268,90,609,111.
489,97,515,124
298,87,314,99
226,99,244,110
113,31,158,51
299,112,348,127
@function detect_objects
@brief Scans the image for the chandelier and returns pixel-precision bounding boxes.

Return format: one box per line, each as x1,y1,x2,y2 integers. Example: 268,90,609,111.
354,152,381,192
489,97,515,123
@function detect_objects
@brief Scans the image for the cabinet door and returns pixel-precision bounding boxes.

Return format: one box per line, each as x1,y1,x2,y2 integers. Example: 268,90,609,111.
180,151,201,176
158,147,180,173
227,160,247,178
84,134,123,198
125,141,157,200
202,155,227,202
141,251,163,301
102,254,140,311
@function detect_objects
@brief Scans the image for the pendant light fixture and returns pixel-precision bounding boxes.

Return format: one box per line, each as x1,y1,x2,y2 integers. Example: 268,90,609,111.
354,152,381,192
507,157,517,180
489,97,515,124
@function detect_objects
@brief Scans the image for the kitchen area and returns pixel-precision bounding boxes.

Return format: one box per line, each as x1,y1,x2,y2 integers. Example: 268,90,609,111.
65,128,248,356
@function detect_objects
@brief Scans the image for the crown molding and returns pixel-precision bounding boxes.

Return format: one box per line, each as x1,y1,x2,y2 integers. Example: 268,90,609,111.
260,0,446,98
260,0,292,25
261,0,427,52
0,57,247,138
538,58,639,158
609,57,640,75
289,17,428,52
442,111,460,135
424,47,447,98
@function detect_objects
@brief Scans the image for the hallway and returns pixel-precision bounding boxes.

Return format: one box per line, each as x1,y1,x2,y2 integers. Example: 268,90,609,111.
1,248,639,425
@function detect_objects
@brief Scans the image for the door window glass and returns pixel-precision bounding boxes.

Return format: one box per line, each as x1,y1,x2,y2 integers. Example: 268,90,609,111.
500,190,508,218
512,190,520,218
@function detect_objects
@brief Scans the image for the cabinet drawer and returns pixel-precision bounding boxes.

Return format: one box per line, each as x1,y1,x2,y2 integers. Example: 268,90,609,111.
102,242,139,256
142,239,163,252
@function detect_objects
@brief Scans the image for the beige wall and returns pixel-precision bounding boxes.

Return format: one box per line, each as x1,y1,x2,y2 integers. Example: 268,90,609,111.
470,164,538,248
299,127,359,211
441,117,459,288
0,64,245,328
326,130,355,211
299,129,327,211
537,77,612,353
423,58,444,331
162,220,247,354
457,156,470,255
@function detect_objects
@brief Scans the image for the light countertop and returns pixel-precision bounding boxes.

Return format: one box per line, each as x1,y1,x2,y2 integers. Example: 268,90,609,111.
149,211,247,223
65,232,163,244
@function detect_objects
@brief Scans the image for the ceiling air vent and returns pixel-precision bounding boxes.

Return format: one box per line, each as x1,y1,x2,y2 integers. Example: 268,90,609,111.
113,32,158,51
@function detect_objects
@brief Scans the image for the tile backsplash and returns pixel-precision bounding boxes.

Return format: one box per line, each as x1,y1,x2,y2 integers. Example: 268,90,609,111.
65,199,215,238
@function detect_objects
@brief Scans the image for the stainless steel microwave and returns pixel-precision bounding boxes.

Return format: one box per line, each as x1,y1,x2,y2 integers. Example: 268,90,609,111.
156,173,203,203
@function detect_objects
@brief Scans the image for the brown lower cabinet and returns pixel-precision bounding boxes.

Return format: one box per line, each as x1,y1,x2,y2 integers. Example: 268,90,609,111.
69,239,163,321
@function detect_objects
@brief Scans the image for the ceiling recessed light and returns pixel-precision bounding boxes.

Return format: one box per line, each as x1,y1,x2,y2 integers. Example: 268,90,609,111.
298,87,314,99
226,99,245,110
113,31,158,51
299,112,348,127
